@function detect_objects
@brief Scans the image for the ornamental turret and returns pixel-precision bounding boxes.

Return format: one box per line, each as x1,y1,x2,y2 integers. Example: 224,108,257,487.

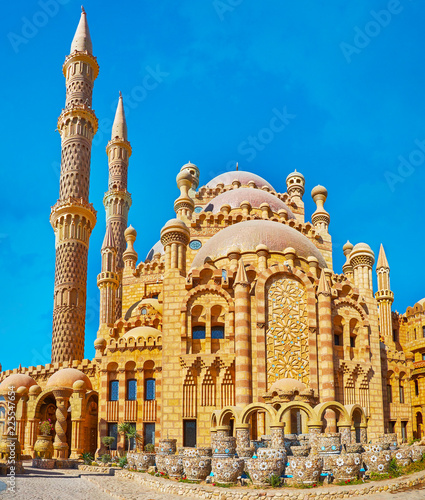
350,243,375,294
286,169,305,222
104,92,132,320
375,244,394,339
50,7,98,363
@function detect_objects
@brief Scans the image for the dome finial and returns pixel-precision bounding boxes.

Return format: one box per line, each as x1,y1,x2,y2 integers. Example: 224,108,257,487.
236,162,239,171
81,5,85,13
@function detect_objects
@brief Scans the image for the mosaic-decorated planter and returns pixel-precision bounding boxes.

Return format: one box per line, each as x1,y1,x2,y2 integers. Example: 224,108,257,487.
245,458,284,486
392,448,412,467
328,453,361,482
127,452,156,470
290,445,310,457
257,448,286,460
411,445,425,462
363,443,383,454
363,451,392,474
157,439,177,455
212,457,245,484
165,455,184,478
182,457,212,481
236,447,254,458
345,443,363,454
155,455,168,474
182,447,212,457
213,437,236,458
285,456,323,485
317,434,341,455
34,435,54,459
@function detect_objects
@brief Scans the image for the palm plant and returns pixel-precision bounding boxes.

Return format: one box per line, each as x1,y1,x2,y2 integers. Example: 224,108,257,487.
102,435,115,452
118,422,141,453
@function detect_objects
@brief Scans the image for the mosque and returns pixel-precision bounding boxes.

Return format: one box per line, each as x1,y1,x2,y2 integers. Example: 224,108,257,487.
0,8,424,461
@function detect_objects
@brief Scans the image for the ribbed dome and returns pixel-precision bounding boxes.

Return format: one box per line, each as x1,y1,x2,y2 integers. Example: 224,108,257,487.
203,188,295,217
122,326,162,340
0,374,37,393
206,171,275,190
191,220,327,268
146,240,164,261
46,368,92,390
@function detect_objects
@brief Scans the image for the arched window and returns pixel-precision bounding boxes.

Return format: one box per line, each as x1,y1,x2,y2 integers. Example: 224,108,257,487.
399,381,405,404
415,380,419,397
109,380,119,401
145,379,156,401
0,406,5,436
211,326,224,339
127,379,137,401
192,326,206,339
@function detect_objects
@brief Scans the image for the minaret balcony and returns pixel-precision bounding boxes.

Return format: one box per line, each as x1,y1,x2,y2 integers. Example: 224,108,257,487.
375,289,394,302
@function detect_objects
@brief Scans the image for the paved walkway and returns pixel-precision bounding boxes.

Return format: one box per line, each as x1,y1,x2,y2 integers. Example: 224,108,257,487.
0,463,424,499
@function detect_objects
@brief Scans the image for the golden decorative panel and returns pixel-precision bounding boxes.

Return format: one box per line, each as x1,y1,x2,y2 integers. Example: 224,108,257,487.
266,277,309,388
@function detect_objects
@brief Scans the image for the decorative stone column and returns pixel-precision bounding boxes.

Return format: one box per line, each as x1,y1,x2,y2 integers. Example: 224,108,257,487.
53,389,72,459
308,423,323,453
270,424,285,449
216,425,230,438
235,424,250,451
234,258,252,406
338,423,352,446
282,410,291,434
257,411,266,437
69,380,87,459
360,423,367,444
25,384,42,456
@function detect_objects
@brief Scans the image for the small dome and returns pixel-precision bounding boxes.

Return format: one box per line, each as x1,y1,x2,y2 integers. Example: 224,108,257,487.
203,188,295,217
269,377,306,393
286,170,305,183
0,374,37,393
191,220,327,268
94,337,106,348
122,326,162,340
206,171,275,191
343,240,353,253
162,218,188,231
311,185,327,199
146,240,164,261
46,368,92,390
125,225,137,238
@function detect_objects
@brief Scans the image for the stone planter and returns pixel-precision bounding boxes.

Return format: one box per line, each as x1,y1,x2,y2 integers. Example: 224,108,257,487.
328,453,361,482
290,445,310,457
245,458,284,486
127,452,156,470
236,447,254,458
165,455,184,478
182,447,212,457
363,451,392,474
411,445,425,462
285,456,323,485
212,457,244,484
212,437,236,458
34,435,54,460
345,443,363,454
257,448,286,460
380,433,398,450
155,455,167,474
317,433,341,455
157,439,177,455
392,448,412,467
183,457,212,481
363,443,383,454
32,458,56,469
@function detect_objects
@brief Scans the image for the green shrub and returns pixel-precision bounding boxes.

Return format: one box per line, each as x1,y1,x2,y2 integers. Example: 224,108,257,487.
81,452,94,465
267,474,281,487
100,453,111,464
144,443,155,453
118,456,128,468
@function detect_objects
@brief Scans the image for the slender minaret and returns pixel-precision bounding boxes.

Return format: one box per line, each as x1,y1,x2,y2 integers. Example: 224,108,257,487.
97,224,119,330
50,7,99,363
375,244,394,339
104,92,132,320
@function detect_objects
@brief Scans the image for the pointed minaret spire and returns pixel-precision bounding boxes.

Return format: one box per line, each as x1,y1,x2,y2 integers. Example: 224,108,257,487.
377,243,389,269
102,223,116,250
111,91,128,140
71,6,93,54
235,258,249,285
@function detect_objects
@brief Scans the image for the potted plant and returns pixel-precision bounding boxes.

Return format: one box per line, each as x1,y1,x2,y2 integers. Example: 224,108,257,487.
34,420,54,459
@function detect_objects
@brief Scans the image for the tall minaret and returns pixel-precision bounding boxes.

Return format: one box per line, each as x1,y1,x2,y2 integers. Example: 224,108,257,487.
50,7,99,363
375,244,394,339
104,93,132,320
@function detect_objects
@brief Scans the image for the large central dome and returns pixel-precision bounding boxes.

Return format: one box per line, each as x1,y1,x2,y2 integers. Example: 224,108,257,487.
191,220,327,268
206,171,275,191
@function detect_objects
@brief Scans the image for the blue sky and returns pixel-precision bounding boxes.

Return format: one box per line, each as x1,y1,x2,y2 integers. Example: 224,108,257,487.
1,0,425,371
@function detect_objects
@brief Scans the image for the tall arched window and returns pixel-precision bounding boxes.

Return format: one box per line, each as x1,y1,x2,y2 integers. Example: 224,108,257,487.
0,406,5,436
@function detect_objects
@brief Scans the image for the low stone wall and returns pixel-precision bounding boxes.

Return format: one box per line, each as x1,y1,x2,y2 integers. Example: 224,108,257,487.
115,469,425,499
78,464,117,475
